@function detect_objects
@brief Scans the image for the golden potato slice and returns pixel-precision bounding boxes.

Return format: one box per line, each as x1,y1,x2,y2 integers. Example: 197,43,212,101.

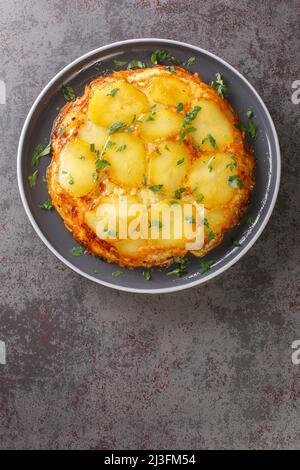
139,108,181,141
193,99,234,151
116,239,147,256
88,80,149,127
188,152,237,208
59,140,97,197
148,141,191,194
149,76,191,106
104,133,146,188
85,194,146,240
77,120,107,150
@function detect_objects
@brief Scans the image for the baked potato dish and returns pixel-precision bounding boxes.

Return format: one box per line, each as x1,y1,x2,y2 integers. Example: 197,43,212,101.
47,65,254,268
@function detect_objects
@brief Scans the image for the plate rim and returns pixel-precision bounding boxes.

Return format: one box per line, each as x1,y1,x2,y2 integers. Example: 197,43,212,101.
17,38,281,294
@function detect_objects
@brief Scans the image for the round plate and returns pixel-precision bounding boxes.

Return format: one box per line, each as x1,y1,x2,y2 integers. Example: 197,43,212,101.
17,39,280,294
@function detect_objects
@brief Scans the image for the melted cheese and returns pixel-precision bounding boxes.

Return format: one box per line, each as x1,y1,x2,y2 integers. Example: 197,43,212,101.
59,140,97,197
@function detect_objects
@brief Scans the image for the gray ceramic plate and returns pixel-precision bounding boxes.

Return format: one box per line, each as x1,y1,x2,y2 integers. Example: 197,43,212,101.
17,38,280,294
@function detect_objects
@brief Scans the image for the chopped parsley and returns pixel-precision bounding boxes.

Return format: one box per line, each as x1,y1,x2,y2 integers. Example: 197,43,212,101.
165,144,170,151
167,257,187,277
143,271,152,281
149,220,163,229
61,85,75,101
232,240,241,247
146,115,155,121
199,260,214,273
31,143,51,166
182,105,201,127
207,155,215,172
179,126,196,143
149,184,163,192
28,170,39,188
165,66,176,73
112,270,124,277
186,56,196,67
176,102,184,113
207,230,215,241
228,174,244,189
92,172,99,181
176,158,184,166
248,119,256,138
246,107,254,119
127,60,147,69
68,175,74,185
71,246,85,256
106,140,116,148
245,214,254,224
107,87,119,97
210,72,228,98
234,122,247,132
185,215,195,224
90,143,95,152
39,198,53,211
226,152,237,171
201,133,217,148
116,144,127,152
96,159,111,171
174,187,186,199
196,193,204,202
113,59,127,67
107,121,127,133
150,49,182,66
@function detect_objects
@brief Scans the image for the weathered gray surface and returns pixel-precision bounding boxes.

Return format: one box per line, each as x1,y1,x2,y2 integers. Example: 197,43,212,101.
0,0,299,450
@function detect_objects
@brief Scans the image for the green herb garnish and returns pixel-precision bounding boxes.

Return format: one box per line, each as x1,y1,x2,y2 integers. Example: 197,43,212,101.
179,126,196,143
31,143,51,167
182,105,201,127
248,119,256,138
112,270,124,277
201,133,217,148
207,230,215,241
113,59,127,67
127,60,147,69
176,102,184,113
107,87,119,97
174,187,186,199
28,170,39,188
199,260,214,273
39,198,53,211
167,257,187,277
177,158,184,166
116,144,127,152
61,85,75,101
207,155,215,172
232,240,241,247
211,72,228,98
143,271,152,281
196,193,204,202
186,57,196,67
71,246,85,256
228,174,244,189
107,122,127,133
96,159,111,171
149,184,163,192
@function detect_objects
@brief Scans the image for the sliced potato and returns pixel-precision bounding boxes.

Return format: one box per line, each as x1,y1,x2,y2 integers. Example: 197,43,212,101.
193,99,234,151
149,76,191,106
78,120,107,150
88,80,149,127
148,141,191,194
139,108,181,141
59,140,97,197
188,152,236,208
104,133,146,188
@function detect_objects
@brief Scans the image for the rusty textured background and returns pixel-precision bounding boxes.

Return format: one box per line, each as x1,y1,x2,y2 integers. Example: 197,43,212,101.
0,0,300,450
